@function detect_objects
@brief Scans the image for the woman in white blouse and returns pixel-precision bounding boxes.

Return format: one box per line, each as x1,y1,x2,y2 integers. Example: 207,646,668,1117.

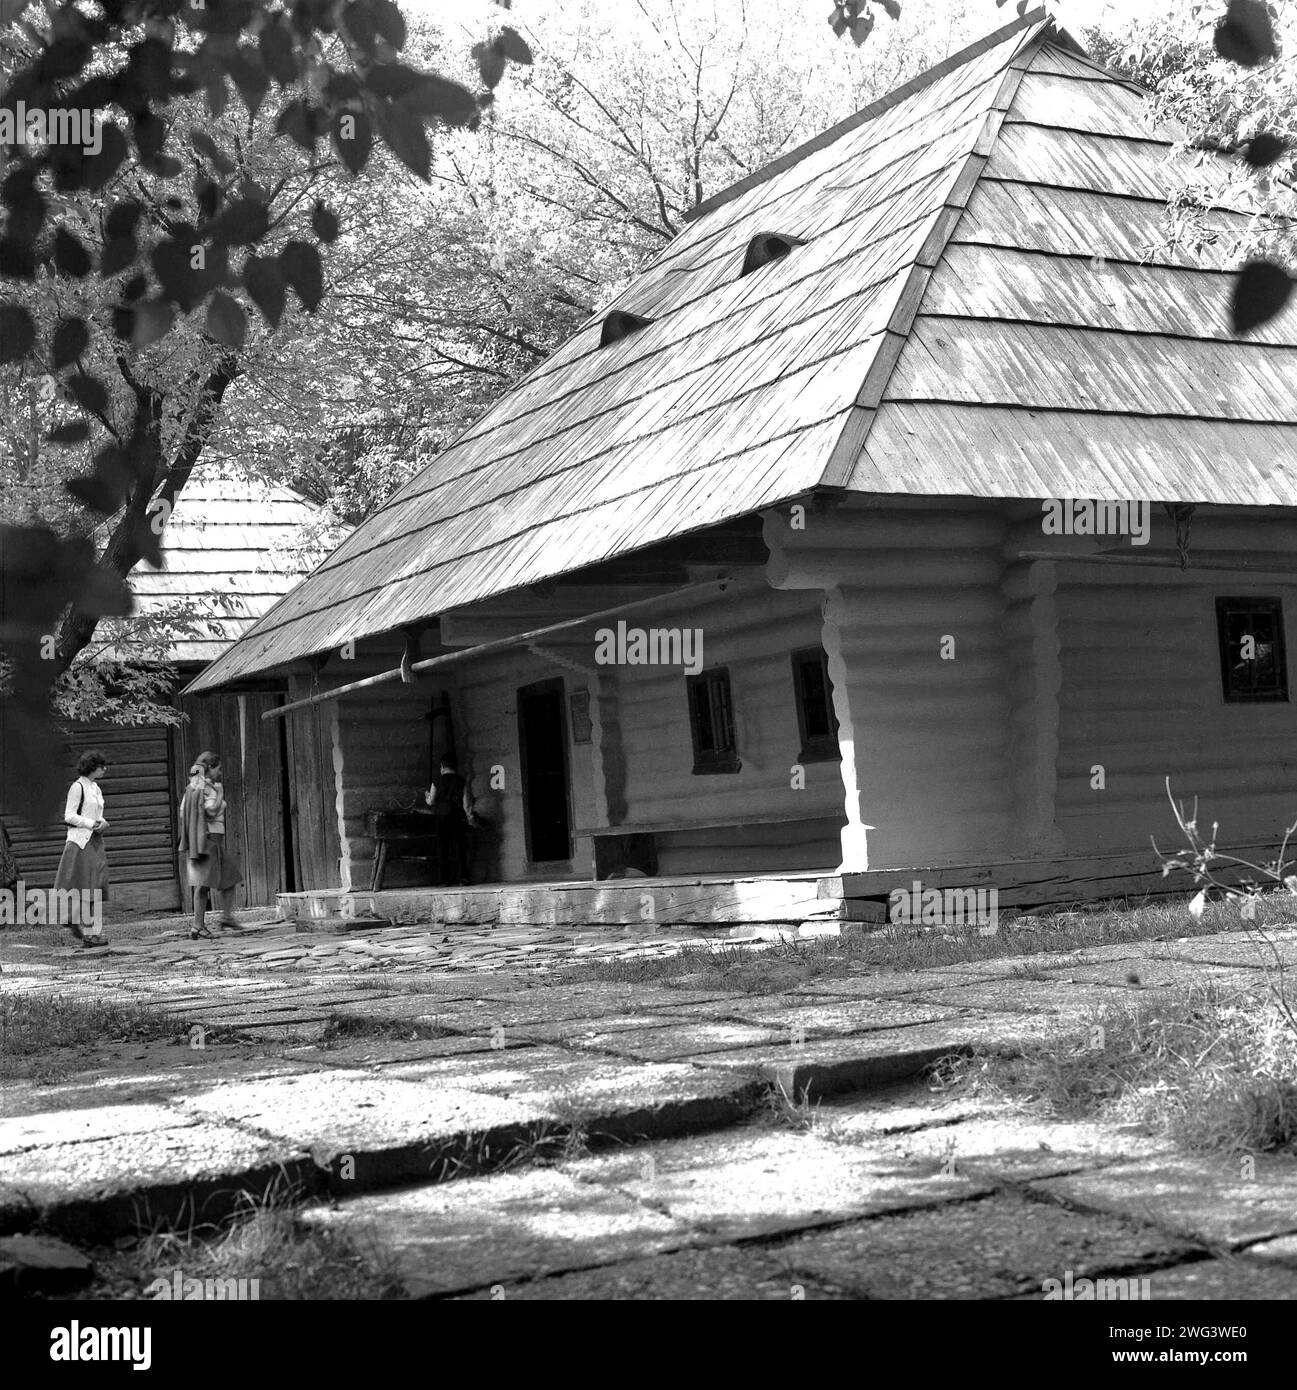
53,750,110,946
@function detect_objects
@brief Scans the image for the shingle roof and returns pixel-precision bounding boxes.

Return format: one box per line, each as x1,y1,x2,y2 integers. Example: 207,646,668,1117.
186,8,1297,694
117,473,334,663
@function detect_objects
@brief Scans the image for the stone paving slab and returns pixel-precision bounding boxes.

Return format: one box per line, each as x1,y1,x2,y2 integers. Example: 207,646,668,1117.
1151,931,1297,970
673,996,964,1038
0,1124,309,1240
0,1102,197,1153
1030,1153,1297,1250
299,1168,690,1297
172,1070,555,1182
451,1243,842,1300
561,1020,788,1062
783,969,1000,998
0,1052,324,1117
916,978,1166,1017
558,1126,988,1241
825,1112,1169,1184
697,1015,1050,1097
1044,960,1270,993
380,1051,762,1140
777,1192,1197,1299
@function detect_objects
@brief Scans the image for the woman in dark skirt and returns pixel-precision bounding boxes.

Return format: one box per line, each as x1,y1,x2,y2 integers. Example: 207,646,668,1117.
177,751,245,939
53,750,110,947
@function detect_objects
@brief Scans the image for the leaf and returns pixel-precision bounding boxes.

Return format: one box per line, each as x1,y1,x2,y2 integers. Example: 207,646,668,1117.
227,47,270,118
1187,889,1206,920
68,372,109,416
0,303,36,362
404,74,478,126
191,126,236,176
101,234,136,277
1232,259,1293,335
343,1,379,53
259,19,297,87
80,122,128,192
311,202,340,242
74,564,134,618
131,298,175,349
495,26,532,64
52,317,89,369
371,0,407,49
53,227,92,277
880,0,901,20
1244,131,1286,168
376,101,431,179
1214,0,1278,67
152,238,206,311
207,196,270,246
46,420,90,445
277,98,317,152
65,475,124,514
332,108,373,174
243,254,286,328
364,62,424,98
205,291,247,349
473,40,506,91
279,240,323,312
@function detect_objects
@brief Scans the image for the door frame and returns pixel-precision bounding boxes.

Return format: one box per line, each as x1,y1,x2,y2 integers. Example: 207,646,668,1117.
516,676,574,867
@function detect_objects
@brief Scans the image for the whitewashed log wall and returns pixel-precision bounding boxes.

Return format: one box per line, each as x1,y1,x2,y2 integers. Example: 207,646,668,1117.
766,499,1016,870
1050,512,1297,856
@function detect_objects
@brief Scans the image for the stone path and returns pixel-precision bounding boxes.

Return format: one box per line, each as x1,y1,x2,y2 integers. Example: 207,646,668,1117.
2,917,1296,1298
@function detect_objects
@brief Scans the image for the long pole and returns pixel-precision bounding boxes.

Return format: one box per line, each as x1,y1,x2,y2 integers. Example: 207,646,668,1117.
260,576,737,722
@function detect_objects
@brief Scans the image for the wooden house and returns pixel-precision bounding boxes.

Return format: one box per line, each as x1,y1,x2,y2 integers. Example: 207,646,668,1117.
183,11,1297,921
2,473,336,911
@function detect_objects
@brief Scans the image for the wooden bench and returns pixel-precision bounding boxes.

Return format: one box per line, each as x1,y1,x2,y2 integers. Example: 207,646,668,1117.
365,810,437,891
574,810,836,880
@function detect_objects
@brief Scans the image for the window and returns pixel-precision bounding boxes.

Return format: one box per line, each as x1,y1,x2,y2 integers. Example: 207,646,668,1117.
740,232,804,278
687,668,740,774
1216,597,1288,703
791,647,840,761
600,310,652,346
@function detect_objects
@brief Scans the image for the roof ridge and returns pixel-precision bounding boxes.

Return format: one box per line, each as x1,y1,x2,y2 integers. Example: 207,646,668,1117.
816,26,1047,487
684,7,1054,226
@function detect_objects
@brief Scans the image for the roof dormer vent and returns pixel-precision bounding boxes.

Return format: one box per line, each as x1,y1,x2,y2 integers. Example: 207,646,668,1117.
600,310,653,346
740,232,804,278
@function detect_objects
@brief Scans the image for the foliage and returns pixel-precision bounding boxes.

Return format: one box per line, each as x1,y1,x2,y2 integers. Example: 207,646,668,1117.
0,0,531,821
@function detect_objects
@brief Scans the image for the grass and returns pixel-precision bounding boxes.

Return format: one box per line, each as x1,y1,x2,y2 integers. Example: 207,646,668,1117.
934,982,1297,1155
0,993,179,1078
83,1184,408,1301
316,1012,459,1046
551,891,1297,995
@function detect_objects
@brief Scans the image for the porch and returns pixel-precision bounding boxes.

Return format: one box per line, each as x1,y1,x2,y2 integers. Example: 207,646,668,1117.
272,842,1247,933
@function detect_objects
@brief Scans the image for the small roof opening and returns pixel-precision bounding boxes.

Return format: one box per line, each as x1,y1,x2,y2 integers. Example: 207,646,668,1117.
740,232,804,277
600,310,653,346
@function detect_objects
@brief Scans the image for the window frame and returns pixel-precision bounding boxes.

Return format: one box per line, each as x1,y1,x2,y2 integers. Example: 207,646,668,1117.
790,646,841,763
1215,596,1289,704
686,667,741,775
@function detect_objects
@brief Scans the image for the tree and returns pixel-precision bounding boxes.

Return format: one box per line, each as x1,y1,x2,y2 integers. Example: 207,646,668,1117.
0,0,532,821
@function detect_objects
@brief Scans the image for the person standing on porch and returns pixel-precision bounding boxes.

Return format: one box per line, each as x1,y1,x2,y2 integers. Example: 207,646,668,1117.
425,756,473,885
53,750,110,947
178,751,245,938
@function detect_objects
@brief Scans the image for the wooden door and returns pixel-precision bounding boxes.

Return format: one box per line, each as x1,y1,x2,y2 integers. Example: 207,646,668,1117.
517,679,573,864
175,692,289,906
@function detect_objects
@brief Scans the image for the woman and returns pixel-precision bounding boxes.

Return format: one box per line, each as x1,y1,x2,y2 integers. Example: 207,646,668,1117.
53,750,110,946
178,751,244,939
